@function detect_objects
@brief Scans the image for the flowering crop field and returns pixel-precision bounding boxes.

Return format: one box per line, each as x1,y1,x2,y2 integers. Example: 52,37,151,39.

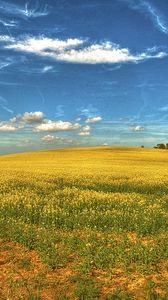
0,146,168,299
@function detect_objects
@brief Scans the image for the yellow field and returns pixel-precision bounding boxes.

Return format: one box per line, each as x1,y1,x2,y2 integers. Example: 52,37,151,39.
0,146,168,299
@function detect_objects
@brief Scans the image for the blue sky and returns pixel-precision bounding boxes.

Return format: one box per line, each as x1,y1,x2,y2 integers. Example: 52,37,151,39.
0,0,168,153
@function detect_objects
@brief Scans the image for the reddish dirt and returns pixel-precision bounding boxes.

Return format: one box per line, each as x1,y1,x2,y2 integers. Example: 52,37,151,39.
1,239,168,299
0,240,75,300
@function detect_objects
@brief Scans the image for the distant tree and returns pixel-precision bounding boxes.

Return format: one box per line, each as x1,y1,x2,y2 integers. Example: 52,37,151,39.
141,145,144,148
157,143,166,149
153,143,168,149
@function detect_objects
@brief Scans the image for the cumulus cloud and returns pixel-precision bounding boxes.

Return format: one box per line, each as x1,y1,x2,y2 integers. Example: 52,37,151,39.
10,117,17,123
86,116,102,123
0,122,18,131
1,111,82,135
78,131,91,136
34,120,81,132
3,36,167,64
22,111,44,122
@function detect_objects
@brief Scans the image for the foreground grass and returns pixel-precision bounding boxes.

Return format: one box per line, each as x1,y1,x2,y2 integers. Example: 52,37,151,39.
0,146,168,299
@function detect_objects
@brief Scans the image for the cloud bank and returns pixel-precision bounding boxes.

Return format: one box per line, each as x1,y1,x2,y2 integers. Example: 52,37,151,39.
3,36,167,64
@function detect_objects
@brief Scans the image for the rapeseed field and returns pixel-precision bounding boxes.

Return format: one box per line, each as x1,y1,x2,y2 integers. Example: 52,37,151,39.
0,146,168,299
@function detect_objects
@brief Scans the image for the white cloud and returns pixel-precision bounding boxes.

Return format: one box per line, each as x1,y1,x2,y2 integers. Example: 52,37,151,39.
0,1,50,19
0,35,15,43
0,61,12,70
86,116,102,123
83,125,91,131
75,118,81,122
0,122,17,131
6,36,83,54
10,117,17,123
22,111,44,122
24,2,50,18
0,18,18,27
57,43,154,64
4,36,167,64
34,120,81,132
79,131,91,136
41,135,55,142
42,66,53,73
41,134,75,144
18,125,24,129
132,125,145,132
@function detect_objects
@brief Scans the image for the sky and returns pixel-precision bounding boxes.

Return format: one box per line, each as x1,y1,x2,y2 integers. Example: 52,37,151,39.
0,0,168,154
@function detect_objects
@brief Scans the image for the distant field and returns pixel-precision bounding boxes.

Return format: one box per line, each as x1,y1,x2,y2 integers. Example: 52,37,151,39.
0,146,168,299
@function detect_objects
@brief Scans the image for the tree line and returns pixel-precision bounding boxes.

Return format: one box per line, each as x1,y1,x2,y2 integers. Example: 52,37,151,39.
154,143,168,149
